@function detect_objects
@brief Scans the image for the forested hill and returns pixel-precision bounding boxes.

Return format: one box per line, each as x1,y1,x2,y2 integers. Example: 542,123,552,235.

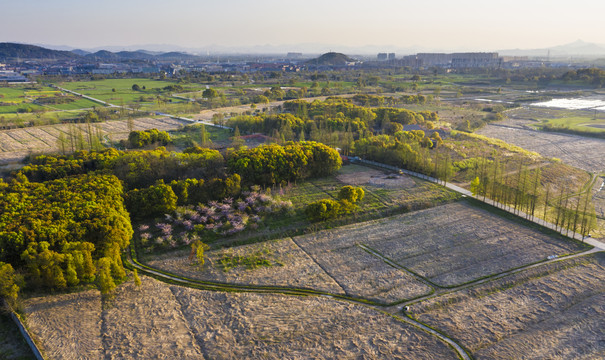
0,43,79,60
0,42,201,62
306,52,355,66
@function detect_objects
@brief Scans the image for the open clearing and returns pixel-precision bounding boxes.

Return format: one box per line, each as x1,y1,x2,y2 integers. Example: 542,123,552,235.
413,252,605,360
298,201,585,287
0,117,186,164
23,276,459,359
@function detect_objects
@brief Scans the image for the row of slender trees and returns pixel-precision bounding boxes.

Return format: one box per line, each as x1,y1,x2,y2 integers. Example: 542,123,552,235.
443,156,597,240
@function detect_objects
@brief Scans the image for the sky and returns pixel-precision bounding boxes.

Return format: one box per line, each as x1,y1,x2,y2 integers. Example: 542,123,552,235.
3,0,605,53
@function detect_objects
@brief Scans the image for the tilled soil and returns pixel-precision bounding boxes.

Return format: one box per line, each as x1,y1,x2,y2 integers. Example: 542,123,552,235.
477,123,605,173
23,289,103,360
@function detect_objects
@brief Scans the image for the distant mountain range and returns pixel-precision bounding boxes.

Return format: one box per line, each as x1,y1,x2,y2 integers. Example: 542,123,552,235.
498,40,605,58
0,43,201,62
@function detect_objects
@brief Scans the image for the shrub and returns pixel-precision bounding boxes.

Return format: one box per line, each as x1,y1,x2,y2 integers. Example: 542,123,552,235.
305,199,341,222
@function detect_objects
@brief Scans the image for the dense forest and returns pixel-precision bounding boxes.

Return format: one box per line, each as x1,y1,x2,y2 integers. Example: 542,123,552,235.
0,141,342,299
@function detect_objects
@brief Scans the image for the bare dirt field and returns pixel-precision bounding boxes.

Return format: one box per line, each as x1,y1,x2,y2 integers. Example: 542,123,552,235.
0,117,187,164
23,276,459,359
147,237,346,294
413,252,605,360
302,201,585,287
336,168,416,189
477,122,605,174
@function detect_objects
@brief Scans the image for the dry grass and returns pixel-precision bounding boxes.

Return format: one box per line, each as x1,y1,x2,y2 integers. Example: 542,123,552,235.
23,290,103,360
170,286,459,359
148,235,431,303
336,168,416,189
0,117,186,164
23,276,459,359
293,232,433,303
477,123,605,173
301,201,584,287
102,277,203,359
413,252,605,359
147,237,345,294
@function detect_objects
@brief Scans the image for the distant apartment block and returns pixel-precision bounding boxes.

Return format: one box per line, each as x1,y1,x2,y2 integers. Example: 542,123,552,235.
0,70,27,82
377,53,396,61
402,52,501,68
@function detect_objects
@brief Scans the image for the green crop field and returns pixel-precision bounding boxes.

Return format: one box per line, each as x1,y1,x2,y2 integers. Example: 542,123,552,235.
58,78,205,105
535,115,605,133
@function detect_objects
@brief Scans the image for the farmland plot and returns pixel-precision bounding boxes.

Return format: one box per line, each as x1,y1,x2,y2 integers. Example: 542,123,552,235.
23,290,103,360
170,287,459,360
413,253,605,360
147,237,346,294
23,276,458,359
0,117,187,164
477,123,605,173
102,277,203,359
23,277,204,360
294,230,433,303
304,201,585,287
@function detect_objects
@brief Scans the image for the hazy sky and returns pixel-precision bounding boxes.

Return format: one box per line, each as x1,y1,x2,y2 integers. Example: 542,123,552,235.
3,0,605,52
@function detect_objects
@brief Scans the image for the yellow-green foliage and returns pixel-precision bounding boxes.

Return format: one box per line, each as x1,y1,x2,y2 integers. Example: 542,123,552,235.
0,173,132,290
451,131,541,159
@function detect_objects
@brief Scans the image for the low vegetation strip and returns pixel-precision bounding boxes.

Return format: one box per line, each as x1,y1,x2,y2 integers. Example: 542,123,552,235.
0,302,38,360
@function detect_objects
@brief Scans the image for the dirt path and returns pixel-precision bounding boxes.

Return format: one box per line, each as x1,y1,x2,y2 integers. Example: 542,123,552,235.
127,252,471,360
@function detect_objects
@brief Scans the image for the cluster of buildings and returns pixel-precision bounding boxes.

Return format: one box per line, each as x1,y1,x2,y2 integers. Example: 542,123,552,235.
371,52,577,69
0,50,582,83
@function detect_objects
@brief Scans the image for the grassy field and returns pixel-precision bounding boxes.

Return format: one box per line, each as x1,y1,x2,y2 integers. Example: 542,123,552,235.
58,78,204,105
534,115,605,134
412,252,605,359
0,310,34,360
168,122,232,149
0,85,99,114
